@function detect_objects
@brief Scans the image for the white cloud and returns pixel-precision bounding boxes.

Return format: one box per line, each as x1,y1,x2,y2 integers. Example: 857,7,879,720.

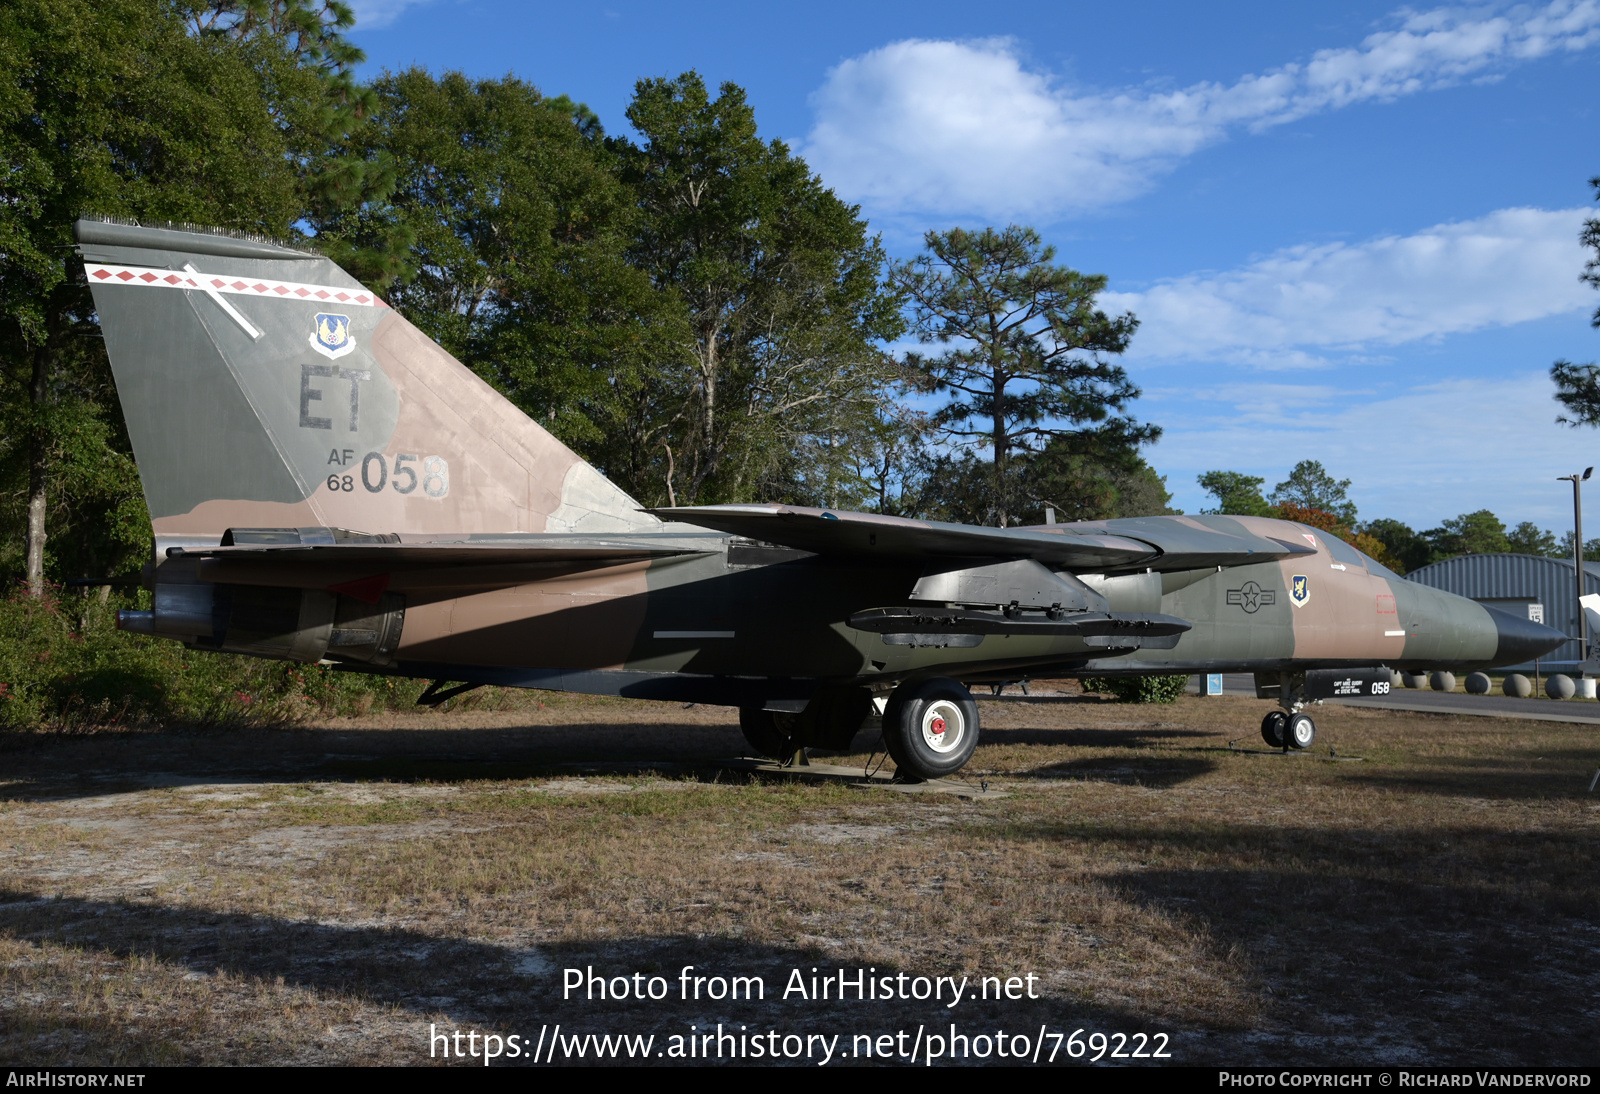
802,2,1600,219
1147,373,1600,527
1100,206,1594,366
346,0,433,30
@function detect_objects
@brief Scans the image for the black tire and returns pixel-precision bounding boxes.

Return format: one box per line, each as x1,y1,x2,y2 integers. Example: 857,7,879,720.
802,688,874,752
882,678,980,780
1261,710,1287,748
1286,712,1316,750
739,708,798,760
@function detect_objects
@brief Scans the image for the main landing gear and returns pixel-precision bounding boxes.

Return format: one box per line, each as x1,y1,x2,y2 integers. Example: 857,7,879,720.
1257,672,1316,751
739,708,805,765
739,686,876,767
739,676,981,781
881,677,980,780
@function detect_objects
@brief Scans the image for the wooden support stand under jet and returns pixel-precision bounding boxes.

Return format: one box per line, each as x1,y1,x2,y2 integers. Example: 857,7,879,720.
78,218,1570,780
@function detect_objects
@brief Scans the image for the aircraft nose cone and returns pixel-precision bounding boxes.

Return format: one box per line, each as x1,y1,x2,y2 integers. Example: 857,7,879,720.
1485,606,1570,666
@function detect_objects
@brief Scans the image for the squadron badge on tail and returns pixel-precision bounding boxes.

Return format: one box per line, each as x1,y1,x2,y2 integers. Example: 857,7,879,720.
310,313,355,359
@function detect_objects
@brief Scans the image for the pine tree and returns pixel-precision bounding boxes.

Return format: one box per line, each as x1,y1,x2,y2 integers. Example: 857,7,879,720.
615,73,905,504
890,226,1152,527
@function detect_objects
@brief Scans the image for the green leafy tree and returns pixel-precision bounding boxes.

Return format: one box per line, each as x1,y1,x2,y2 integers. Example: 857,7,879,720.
907,432,1175,527
1550,174,1600,425
1425,510,1511,558
615,72,905,505
848,404,936,517
0,0,335,594
1197,471,1274,517
1025,426,1176,523
1556,530,1600,559
904,450,998,526
1270,460,1357,524
191,2,404,283
1360,518,1432,573
890,225,1152,527
190,1,363,71
332,69,675,479
1107,459,1179,518
1507,521,1560,556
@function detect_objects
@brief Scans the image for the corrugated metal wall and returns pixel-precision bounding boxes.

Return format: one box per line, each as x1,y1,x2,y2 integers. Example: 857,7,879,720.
1405,553,1597,668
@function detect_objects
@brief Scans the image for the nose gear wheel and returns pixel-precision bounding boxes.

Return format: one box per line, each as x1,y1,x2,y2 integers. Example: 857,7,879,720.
1261,710,1287,748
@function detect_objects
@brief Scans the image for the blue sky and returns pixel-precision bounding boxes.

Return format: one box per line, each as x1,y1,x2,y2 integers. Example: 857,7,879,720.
345,0,1600,533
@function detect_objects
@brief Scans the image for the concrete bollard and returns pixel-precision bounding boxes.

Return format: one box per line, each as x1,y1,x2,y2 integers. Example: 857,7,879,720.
1390,670,1405,688
1581,677,1597,700
1546,674,1576,700
1464,672,1491,694
1430,671,1456,692
1502,674,1532,698
1401,672,1428,689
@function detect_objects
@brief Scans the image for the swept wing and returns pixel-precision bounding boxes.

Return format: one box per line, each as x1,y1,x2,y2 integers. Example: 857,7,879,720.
651,505,1315,572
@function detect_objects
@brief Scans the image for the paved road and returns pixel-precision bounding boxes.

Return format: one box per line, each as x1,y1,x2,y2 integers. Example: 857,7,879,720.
1200,672,1600,725
988,673,1600,724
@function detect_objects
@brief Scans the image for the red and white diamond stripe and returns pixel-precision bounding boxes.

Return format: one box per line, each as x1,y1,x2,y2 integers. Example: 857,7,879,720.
84,263,388,308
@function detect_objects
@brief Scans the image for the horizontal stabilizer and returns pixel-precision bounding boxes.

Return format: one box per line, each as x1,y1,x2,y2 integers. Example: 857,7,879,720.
173,532,708,593
176,538,700,565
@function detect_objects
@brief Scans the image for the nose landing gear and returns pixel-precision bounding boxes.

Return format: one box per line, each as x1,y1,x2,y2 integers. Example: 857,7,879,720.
1260,710,1287,748
1255,672,1317,751
1260,709,1317,749
1286,711,1316,749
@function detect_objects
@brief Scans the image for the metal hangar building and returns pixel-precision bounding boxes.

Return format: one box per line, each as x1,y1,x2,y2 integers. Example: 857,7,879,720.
1404,553,1593,670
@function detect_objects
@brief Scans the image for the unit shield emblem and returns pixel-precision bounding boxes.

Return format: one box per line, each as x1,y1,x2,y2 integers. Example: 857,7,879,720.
1290,574,1310,608
310,313,356,359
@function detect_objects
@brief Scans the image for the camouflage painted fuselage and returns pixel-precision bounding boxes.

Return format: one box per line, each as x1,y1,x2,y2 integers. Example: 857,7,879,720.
367,522,1528,700
77,217,1563,708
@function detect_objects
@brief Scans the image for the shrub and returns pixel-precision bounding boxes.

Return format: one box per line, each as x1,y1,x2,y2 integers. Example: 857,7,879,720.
1079,673,1191,704
0,588,432,731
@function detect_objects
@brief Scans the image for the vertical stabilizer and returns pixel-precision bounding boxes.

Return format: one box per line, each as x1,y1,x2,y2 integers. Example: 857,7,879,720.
75,218,655,540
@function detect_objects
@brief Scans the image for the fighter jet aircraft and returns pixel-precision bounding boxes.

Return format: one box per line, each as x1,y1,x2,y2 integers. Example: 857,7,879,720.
76,218,1568,779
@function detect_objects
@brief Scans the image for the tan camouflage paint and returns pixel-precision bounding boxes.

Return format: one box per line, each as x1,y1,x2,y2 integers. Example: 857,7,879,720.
1268,534,1406,662
399,560,653,668
153,311,655,541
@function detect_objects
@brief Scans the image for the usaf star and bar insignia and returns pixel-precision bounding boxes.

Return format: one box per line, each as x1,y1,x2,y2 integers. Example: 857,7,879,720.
1226,581,1276,613
1227,577,1311,612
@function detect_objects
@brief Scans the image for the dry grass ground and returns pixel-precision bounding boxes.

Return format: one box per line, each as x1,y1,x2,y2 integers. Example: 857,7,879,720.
1,687,1596,1066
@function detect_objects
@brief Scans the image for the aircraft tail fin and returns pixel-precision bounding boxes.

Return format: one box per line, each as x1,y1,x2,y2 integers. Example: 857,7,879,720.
75,217,655,542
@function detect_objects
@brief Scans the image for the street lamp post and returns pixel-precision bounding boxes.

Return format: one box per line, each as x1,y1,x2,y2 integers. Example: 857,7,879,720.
1558,466,1594,666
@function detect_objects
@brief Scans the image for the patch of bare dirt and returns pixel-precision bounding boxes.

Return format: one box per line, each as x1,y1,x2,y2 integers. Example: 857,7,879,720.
1,691,1596,1065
